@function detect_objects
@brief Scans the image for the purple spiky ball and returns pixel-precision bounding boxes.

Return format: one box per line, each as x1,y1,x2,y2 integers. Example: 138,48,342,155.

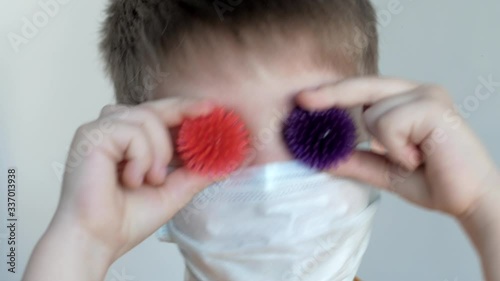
283,107,357,170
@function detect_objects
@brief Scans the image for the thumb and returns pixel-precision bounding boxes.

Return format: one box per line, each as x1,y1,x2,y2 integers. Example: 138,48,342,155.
129,168,215,235
156,168,215,216
330,150,392,189
330,150,431,208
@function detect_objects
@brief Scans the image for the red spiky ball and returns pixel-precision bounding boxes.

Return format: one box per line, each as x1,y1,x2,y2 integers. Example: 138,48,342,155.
177,107,250,178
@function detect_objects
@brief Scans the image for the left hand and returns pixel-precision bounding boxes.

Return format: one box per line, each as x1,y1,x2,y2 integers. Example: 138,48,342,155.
297,76,499,218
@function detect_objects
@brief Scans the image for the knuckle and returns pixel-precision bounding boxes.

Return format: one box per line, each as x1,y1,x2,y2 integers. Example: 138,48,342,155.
100,104,129,117
75,122,93,135
99,104,115,116
110,105,132,120
420,98,449,116
422,84,453,104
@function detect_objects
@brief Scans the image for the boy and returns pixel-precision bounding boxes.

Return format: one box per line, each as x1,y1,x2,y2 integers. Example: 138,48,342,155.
101,1,381,280
23,1,500,281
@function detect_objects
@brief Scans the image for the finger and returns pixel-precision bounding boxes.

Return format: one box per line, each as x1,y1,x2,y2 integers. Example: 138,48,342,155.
362,92,420,128
363,92,452,169
140,97,215,127
156,168,214,216
331,150,432,208
362,92,424,169
90,122,154,189
120,124,154,189
297,76,419,110
332,150,391,188
106,107,172,186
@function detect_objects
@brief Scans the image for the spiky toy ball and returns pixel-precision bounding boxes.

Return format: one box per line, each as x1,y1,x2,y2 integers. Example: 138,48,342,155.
177,107,250,178
283,107,357,170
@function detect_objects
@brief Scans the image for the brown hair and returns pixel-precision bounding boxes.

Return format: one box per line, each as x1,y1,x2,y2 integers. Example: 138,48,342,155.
100,0,379,105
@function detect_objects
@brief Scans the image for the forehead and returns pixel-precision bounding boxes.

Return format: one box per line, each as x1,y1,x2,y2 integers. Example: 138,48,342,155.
154,31,369,145
156,31,344,102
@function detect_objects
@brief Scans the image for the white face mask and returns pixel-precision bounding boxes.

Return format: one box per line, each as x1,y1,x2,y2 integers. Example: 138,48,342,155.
157,159,380,281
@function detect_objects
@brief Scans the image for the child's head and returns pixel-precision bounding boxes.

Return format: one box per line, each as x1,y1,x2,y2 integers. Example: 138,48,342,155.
100,0,379,164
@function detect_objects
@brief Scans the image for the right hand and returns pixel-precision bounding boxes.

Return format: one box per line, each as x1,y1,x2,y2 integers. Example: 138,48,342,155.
55,97,216,261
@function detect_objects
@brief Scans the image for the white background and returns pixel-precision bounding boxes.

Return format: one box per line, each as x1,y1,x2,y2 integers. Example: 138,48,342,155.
0,0,499,280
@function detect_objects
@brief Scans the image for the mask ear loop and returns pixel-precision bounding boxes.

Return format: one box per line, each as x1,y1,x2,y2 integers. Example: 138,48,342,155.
359,104,386,154
156,222,173,242
352,105,371,147
356,140,372,151
357,103,373,151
